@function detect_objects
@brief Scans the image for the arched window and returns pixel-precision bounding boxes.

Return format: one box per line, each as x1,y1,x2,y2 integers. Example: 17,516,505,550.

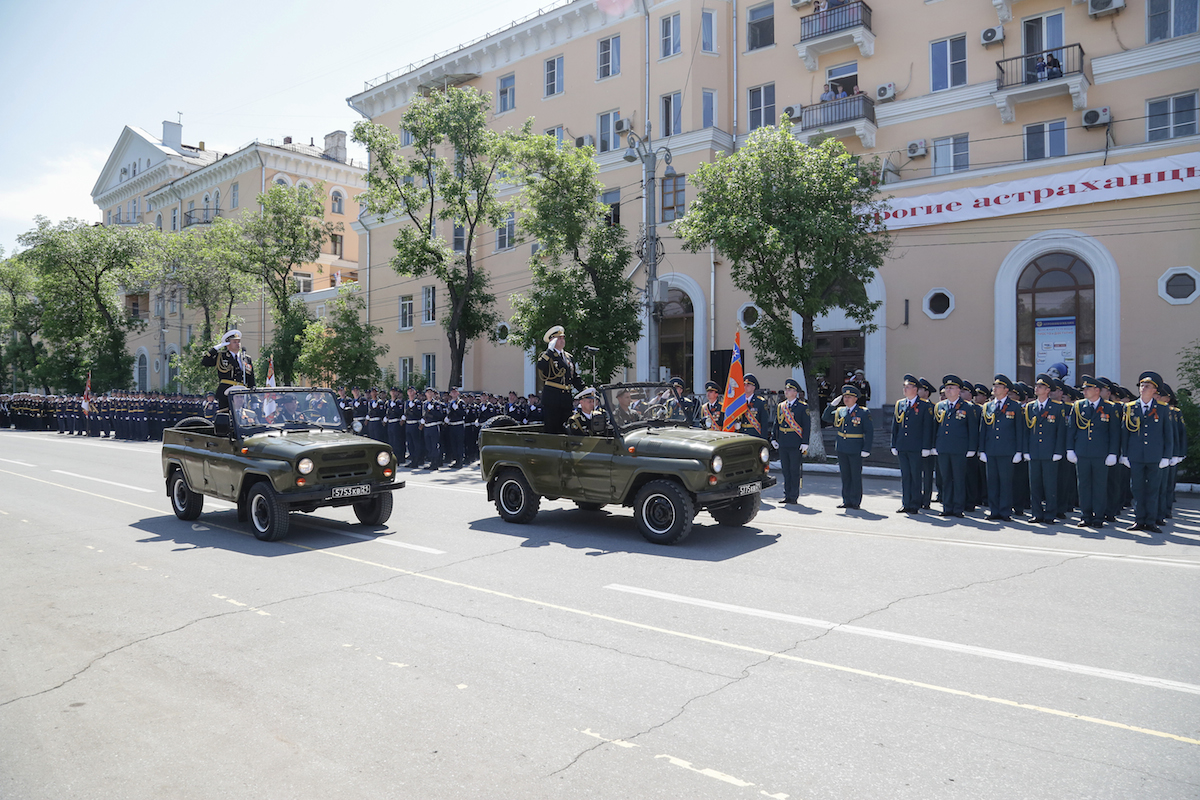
331,190,344,215
155,213,163,231
213,189,220,209
137,352,149,392
659,287,695,384
1016,252,1095,385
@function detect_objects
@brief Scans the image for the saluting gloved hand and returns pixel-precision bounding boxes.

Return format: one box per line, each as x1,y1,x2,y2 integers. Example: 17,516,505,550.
921,449,931,458
1066,450,1078,464
860,451,870,458
979,452,987,463
1119,456,1130,467
1158,457,1170,469
771,440,779,449
891,448,898,456
1012,453,1023,464
1104,454,1117,467
929,448,939,456
966,451,975,458
1052,454,1062,461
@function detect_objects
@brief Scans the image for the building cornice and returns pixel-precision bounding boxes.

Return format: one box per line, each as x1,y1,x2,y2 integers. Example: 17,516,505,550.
1091,33,1200,84
874,82,996,128
94,161,189,210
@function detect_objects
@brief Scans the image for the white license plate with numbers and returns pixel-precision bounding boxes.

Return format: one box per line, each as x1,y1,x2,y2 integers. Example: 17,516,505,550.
332,484,371,499
738,482,762,496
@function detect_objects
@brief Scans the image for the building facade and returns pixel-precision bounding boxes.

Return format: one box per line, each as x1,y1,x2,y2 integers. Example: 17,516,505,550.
348,0,1199,402
91,123,367,391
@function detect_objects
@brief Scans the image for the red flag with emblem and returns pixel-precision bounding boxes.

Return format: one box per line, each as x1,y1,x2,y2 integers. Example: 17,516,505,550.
266,356,276,388
82,371,92,416
721,331,747,431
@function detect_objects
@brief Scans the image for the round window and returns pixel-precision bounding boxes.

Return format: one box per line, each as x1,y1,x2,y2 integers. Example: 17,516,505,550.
738,304,760,328
1166,273,1196,299
496,322,510,343
928,292,951,315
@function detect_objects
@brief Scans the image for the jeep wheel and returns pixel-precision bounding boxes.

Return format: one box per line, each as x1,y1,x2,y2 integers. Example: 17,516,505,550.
633,479,694,545
353,493,394,526
495,468,540,524
709,495,760,526
247,482,289,541
169,471,204,521
574,501,605,512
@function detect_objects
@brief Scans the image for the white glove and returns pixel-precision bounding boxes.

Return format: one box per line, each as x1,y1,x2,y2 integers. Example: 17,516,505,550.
1052,454,1062,461
1104,454,1117,467
930,448,939,456
966,451,975,458
860,451,870,458
1066,450,1077,464
1119,456,1130,467
831,395,843,406
1012,453,1023,464
801,444,808,454
771,440,779,449
921,449,931,458
1172,456,1182,466
891,448,898,456
1159,457,1170,469
1023,453,1031,462
979,452,987,463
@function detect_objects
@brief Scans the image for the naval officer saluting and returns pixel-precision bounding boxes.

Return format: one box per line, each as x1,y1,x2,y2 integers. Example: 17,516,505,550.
537,325,584,434
200,329,255,410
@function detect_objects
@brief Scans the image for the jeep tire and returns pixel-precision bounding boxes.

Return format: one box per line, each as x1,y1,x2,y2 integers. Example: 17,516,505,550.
169,470,204,521
709,495,760,526
353,493,394,526
495,467,540,524
247,482,289,541
633,479,694,545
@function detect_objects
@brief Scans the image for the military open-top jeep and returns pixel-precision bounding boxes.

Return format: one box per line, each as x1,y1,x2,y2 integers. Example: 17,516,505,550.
161,387,403,541
480,383,776,544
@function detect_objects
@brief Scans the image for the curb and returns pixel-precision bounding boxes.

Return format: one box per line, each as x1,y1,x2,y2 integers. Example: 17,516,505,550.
774,462,1200,493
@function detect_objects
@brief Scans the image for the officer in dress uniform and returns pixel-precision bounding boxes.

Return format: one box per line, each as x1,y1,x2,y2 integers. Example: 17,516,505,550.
421,386,446,469
1159,384,1187,522
733,375,769,439
525,394,544,426
567,387,608,436
1066,375,1120,529
1053,380,1079,519
464,395,481,463
931,375,978,519
1120,372,1175,533
771,378,810,505
1096,378,1124,522
1023,373,1067,524
699,381,724,431
979,375,1025,521
201,329,255,410
891,374,935,515
386,387,406,462
822,384,872,509
348,387,367,435
917,378,938,508
403,387,424,467
537,325,584,434
666,377,698,426
445,387,468,468
965,383,990,512
202,392,218,422
365,388,386,442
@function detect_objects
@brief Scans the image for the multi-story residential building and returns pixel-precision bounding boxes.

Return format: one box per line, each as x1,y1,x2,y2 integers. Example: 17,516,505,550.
349,0,1199,401
91,122,367,391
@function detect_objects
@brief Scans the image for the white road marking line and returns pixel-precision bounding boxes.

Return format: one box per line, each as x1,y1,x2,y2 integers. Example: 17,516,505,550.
579,728,639,748
0,457,37,467
51,470,154,493
4,433,153,453
291,522,446,554
606,584,1200,697
655,755,757,788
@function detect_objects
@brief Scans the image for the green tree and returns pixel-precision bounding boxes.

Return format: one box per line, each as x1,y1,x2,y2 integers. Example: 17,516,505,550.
0,249,48,392
506,133,642,385
676,130,891,458
1177,339,1200,482
296,285,389,389
353,86,514,390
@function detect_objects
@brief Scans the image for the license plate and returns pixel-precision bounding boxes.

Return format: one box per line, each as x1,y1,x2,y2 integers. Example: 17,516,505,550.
331,484,371,499
738,481,762,496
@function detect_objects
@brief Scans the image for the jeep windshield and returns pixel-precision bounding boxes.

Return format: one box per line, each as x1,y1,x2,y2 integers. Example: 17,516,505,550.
603,384,692,432
227,388,347,435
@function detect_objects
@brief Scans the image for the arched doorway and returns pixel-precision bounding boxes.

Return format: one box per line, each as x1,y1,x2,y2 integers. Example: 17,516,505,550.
659,287,694,384
137,352,149,392
1016,252,1095,385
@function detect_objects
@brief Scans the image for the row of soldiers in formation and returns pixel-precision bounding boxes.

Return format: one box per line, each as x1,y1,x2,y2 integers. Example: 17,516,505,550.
1,391,218,441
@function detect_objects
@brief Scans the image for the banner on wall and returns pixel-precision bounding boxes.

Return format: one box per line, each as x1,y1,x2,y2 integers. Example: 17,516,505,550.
1034,317,1076,379
876,152,1200,231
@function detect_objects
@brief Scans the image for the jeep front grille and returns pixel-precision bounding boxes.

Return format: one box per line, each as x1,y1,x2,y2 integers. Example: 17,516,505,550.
322,450,365,462
319,449,370,480
719,444,759,480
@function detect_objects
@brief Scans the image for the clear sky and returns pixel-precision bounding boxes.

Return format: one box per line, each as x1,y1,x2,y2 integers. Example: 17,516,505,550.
0,0,562,255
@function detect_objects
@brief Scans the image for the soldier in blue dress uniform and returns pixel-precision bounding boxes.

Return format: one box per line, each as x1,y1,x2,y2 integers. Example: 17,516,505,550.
822,384,873,509
980,375,1025,521
931,375,978,518
403,387,424,467
365,388,386,442
699,381,724,431
890,374,934,514
1023,373,1067,524
733,374,769,440
385,387,406,461
771,378,810,505
917,378,938,508
1120,372,1175,533
1065,375,1121,529
965,382,989,511
421,386,446,470
445,387,468,469
1159,384,1187,521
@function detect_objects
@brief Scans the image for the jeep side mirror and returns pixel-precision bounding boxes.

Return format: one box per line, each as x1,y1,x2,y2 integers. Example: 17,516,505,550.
213,411,231,438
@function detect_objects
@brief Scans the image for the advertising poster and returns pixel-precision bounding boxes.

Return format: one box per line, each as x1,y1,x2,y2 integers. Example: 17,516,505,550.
1034,316,1076,380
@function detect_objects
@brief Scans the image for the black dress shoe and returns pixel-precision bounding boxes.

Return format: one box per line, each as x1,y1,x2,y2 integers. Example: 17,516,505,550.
837,503,848,509
1144,524,1163,534
986,514,1001,521
1075,519,1092,528
1126,523,1143,532
1092,521,1105,529
951,512,965,518
784,498,797,504
897,507,908,514
939,511,951,517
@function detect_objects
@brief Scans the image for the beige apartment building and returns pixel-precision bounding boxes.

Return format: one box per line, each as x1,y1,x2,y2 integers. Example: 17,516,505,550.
348,0,1199,403
91,122,367,391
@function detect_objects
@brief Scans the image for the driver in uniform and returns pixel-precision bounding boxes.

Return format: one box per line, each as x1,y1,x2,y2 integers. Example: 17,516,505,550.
567,387,608,436
665,377,698,425
201,329,256,410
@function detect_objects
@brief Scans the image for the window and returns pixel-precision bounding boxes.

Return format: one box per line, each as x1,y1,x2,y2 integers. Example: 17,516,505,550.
401,128,414,147
827,61,858,96
931,35,967,92
399,295,414,330
748,83,775,131
330,234,344,258
599,35,621,78
497,212,516,250
399,357,414,386
498,74,516,113
315,304,326,319
545,55,564,97
331,190,344,215
213,190,220,210
453,223,466,252
1016,253,1095,385
703,90,717,129
1148,92,1198,141
932,134,969,175
186,325,193,344
738,303,761,328
1166,273,1197,299
275,177,288,187
1159,267,1200,304
747,3,774,50
155,213,163,231
661,174,686,222
231,182,239,209
294,272,313,293
171,209,177,231
924,289,954,319
155,297,164,318
1024,120,1066,161
598,109,622,153
602,188,621,226
1148,0,1198,42
422,354,436,389
661,91,682,136
702,10,716,53
169,296,177,315
422,286,436,324
496,322,510,343
545,125,565,147
661,13,681,58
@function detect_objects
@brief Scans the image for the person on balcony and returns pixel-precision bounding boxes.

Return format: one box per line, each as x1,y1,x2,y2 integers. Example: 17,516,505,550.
1035,56,1047,82
820,84,836,102
1046,53,1062,79
835,86,848,99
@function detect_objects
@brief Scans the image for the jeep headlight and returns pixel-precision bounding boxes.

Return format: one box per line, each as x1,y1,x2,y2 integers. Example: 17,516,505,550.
376,450,391,467
759,446,770,464
710,455,723,474
298,457,314,475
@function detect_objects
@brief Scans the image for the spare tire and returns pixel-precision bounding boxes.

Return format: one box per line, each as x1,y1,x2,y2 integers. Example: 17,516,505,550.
482,415,520,430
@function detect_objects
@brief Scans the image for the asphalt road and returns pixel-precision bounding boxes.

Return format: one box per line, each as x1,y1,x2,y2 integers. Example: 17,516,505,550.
2,429,1199,800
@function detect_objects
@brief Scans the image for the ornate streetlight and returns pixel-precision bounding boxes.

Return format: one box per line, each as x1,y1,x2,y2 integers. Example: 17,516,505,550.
623,125,674,382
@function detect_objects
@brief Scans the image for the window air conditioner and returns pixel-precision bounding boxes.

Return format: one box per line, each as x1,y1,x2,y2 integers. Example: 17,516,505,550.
1082,107,1111,128
783,104,804,120
876,83,896,102
981,26,1004,46
907,139,927,158
790,0,813,7
613,118,633,134
1088,0,1125,17
575,134,596,148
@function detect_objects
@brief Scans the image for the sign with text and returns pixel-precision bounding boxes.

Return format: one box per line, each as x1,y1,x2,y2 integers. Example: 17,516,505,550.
1034,316,1076,379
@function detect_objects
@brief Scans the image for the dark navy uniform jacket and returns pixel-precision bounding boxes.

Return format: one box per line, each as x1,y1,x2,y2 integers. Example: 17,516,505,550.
737,395,769,439
1023,399,1067,459
446,399,467,424
422,400,446,425
1120,399,1175,463
890,397,934,452
980,396,1024,457
934,398,979,455
822,403,873,453
772,399,811,448
699,401,724,431
1066,398,1120,459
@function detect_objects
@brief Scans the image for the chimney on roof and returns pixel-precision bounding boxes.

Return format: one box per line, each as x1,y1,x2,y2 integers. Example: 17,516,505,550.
324,130,348,163
198,141,205,151
284,136,293,145
162,120,183,152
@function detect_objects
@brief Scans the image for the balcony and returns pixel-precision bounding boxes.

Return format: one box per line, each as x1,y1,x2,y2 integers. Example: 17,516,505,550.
111,213,142,226
992,44,1089,123
794,94,877,147
795,1,874,72
182,208,221,228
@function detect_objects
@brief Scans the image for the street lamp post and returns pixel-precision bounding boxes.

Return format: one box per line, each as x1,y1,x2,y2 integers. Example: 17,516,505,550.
623,125,674,383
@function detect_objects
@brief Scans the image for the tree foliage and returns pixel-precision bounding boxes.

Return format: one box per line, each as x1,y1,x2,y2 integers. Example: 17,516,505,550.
296,285,389,389
506,134,642,385
0,248,48,392
676,129,892,457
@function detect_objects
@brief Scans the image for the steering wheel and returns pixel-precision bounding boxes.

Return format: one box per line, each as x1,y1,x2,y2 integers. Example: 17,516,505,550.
645,403,668,421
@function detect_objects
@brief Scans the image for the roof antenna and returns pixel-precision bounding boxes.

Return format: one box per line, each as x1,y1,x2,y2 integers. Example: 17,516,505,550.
177,111,183,124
